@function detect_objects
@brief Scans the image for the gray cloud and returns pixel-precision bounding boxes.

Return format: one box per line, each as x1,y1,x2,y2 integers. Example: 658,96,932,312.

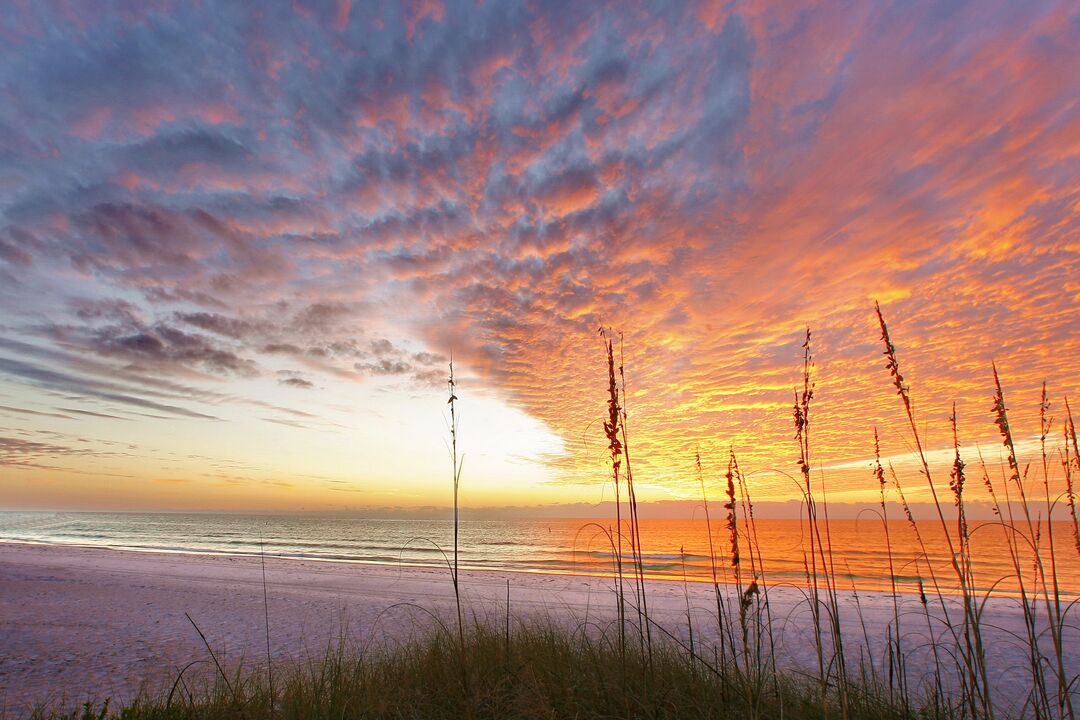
0,356,218,420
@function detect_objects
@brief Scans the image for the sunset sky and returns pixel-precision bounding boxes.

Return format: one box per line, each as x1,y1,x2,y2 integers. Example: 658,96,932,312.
1,0,1077,513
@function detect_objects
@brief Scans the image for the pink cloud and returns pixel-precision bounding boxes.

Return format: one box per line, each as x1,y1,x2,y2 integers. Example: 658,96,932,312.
404,0,444,42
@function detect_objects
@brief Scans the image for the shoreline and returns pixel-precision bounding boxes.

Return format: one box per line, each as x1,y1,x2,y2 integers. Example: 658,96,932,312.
0,536,748,588
2,541,1075,717
1,536,1064,602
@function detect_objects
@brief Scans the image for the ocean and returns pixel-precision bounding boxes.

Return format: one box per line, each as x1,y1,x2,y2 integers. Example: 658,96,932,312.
1,511,1076,598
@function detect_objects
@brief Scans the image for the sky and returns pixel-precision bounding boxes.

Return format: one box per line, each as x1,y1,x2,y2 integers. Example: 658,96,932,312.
0,0,1077,513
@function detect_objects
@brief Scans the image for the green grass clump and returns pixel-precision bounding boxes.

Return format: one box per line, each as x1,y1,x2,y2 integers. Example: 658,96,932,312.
36,621,916,720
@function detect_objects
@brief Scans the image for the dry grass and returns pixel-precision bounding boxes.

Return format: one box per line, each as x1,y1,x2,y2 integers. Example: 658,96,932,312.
37,622,922,720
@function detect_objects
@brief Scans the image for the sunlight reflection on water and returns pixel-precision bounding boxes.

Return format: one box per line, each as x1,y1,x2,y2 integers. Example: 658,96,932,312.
1,512,1075,598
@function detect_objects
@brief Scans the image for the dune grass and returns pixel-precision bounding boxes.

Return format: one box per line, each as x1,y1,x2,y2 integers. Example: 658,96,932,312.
39,622,915,720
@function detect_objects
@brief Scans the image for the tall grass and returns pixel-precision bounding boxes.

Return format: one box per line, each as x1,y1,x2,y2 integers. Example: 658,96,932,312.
1065,399,1080,555
447,357,470,702
590,306,1076,719
600,328,654,673
875,303,994,719
44,623,905,720
601,332,629,662
873,427,909,714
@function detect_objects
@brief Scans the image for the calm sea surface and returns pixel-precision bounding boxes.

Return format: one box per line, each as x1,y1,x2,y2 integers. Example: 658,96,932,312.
1,512,1077,598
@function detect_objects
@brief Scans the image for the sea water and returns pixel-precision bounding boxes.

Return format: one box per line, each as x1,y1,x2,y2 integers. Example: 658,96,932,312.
1,511,1076,598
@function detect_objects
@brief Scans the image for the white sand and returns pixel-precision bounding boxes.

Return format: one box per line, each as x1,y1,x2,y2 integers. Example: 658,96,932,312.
1,542,1075,717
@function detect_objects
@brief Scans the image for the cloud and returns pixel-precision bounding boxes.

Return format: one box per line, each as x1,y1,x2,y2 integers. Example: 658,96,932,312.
89,324,259,378
355,358,412,376
0,227,36,266
56,407,129,420
71,298,144,325
262,343,304,355
0,405,74,420
0,436,88,467
175,312,260,339
0,356,219,420
116,128,253,171
350,339,445,384
293,302,357,332
0,0,1077,504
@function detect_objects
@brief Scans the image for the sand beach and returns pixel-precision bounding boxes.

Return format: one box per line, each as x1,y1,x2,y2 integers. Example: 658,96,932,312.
2,541,1075,717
